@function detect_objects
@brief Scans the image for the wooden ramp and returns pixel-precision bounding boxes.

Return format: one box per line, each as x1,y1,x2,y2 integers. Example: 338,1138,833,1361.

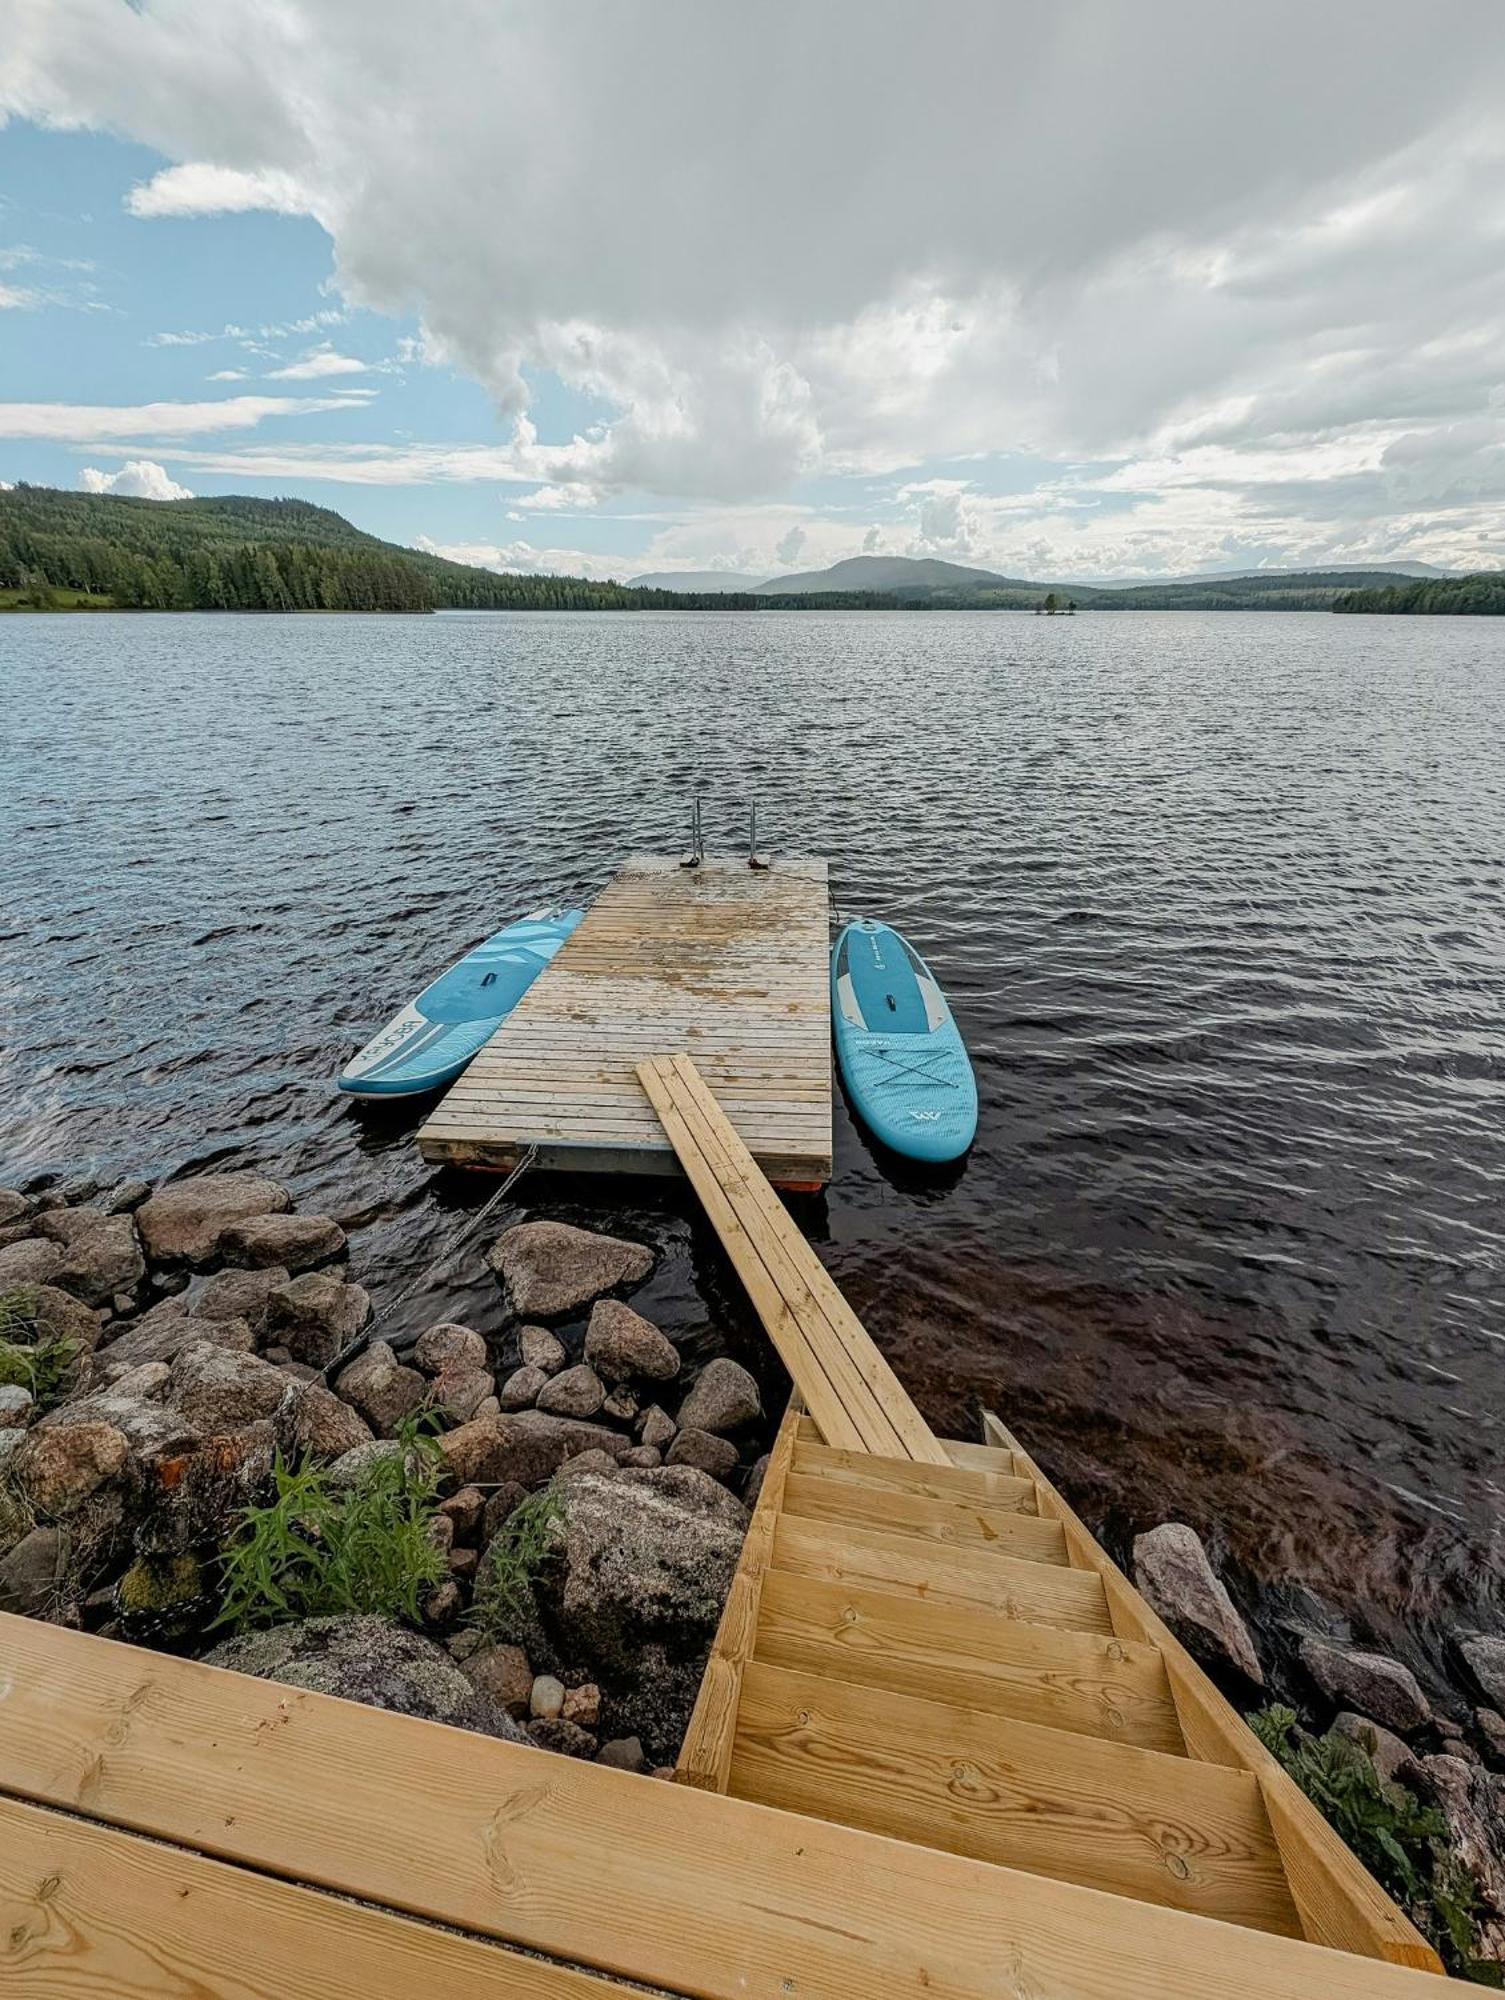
417,855,832,1185
651,1059,1444,1979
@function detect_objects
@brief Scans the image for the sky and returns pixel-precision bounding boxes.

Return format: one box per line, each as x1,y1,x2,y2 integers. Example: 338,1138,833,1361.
3,0,1505,584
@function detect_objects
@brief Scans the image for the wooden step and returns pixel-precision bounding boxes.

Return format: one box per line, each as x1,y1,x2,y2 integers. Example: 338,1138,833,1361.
755,1568,1186,1753
730,1661,1301,1937
782,1469,1066,1560
793,1437,1037,1508
942,1435,1023,1474
772,1515,1113,1633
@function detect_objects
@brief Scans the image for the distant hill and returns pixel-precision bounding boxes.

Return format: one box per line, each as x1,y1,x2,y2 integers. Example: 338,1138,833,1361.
1332,572,1505,615
1058,561,1449,589
629,569,766,592
0,485,761,613
755,554,1015,595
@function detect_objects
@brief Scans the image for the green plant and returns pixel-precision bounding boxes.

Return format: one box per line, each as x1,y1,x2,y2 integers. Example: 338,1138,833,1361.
214,1421,447,1633
467,1489,562,1643
0,1287,78,1409
1249,1704,1497,1982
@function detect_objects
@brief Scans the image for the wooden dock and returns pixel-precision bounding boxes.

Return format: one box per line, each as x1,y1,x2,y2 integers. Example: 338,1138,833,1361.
417,855,832,1185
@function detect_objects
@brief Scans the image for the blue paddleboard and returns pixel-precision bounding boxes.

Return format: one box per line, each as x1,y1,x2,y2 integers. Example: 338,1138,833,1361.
339,908,583,1098
831,919,978,1162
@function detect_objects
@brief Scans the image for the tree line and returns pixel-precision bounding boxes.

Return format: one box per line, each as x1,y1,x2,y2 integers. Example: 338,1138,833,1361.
1332,574,1505,615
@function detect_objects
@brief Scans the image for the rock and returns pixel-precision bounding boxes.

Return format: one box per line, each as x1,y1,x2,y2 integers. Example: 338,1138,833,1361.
220,1212,345,1273
448,1546,479,1584
18,1284,105,1355
584,1299,679,1385
16,1421,129,1516
472,1396,501,1421
35,1212,145,1308
1477,1710,1505,1765
1460,1634,1505,1713
536,1363,606,1420
482,1481,529,1543
333,1341,426,1435
190,1265,291,1340
99,1178,152,1216
114,1549,210,1642
562,1681,601,1728
0,1525,65,1614
203,1616,530,1742
168,1341,289,1433
439,1410,629,1490
1298,1636,1431,1735
0,1222,35,1250
667,1427,740,1482
530,1672,566,1719
529,1717,597,1758
413,1323,488,1375
499,1364,547,1411
439,1485,486,1542
58,1174,106,1206
0,1430,26,1475
0,1238,63,1287
637,1404,676,1450
1133,1523,1263,1684
555,1448,619,1480
279,1381,374,1459
601,1384,640,1425
266,1271,371,1368
0,1188,34,1226
487,1220,653,1320
98,1308,255,1374
461,1643,534,1716
596,1735,649,1774
107,1361,171,1401
617,1463,751,1535
1332,1712,1425,1790
621,1445,662,1470
422,1580,463,1629
136,1171,292,1269
326,1438,405,1489
37,1387,199,1464
676,1358,760,1435
429,1363,495,1425
744,1452,771,1510
0,1384,33,1428
518,1325,567,1376
1421,1755,1505,1960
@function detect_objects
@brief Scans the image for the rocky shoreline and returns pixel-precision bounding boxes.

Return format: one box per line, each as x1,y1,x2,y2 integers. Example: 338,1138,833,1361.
2,1162,1503,1973
0,1169,774,1773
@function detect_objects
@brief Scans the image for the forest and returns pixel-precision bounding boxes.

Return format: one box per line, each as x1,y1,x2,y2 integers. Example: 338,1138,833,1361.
1331,573,1505,615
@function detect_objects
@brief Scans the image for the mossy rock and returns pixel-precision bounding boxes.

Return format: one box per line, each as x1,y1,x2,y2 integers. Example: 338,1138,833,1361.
114,1549,211,1643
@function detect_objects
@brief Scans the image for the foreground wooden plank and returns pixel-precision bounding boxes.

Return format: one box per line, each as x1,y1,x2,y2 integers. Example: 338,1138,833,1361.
0,1616,1449,2000
731,1660,1302,1936
982,1412,1444,1972
0,1793,633,1999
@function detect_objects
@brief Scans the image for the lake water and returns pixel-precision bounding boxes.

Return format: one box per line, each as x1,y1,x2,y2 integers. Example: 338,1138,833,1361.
3,607,1502,1700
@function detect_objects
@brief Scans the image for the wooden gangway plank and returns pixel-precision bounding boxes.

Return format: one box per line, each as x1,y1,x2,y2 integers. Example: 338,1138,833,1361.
637,1052,949,1462
418,855,833,1185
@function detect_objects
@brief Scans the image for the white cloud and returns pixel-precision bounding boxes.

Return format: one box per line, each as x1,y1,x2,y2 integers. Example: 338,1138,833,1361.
80,458,193,500
126,163,312,219
0,283,40,309
265,344,369,379
207,368,246,381
774,524,805,566
0,394,373,440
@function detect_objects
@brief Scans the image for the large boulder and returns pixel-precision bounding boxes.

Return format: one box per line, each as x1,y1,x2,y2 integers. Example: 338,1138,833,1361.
35,1211,145,1308
98,1306,254,1374
190,1265,291,1339
37,1386,200,1465
584,1299,679,1385
0,1189,33,1227
333,1341,426,1435
15,1420,129,1516
1460,1634,1505,1713
265,1271,371,1368
219,1213,346,1273
1421,1755,1505,1963
203,1615,530,1742
1133,1523,1263,1684
136,1172,292,1269
1298,1635,1431,1735
0,1525,66,1615
498,1365,547,1412
438,1409,629,1489
0,1238,63,1287
168,1340,289,1434
487,1221,653,1320
676,1357,760,1435
277,1381,375,1459
19,1284,105,1355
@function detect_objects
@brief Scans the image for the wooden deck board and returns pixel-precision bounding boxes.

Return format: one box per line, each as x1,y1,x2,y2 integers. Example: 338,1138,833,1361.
417,856,832,1183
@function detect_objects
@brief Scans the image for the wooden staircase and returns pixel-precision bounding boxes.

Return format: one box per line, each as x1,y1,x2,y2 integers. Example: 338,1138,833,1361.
649,1055,1444,1979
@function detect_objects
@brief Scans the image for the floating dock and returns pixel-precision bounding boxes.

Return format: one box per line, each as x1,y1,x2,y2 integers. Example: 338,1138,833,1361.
417,854,832,1185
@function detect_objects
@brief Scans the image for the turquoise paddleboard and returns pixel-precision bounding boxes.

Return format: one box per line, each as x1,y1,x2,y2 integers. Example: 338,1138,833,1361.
339,908,583,1098
831,919,978,1162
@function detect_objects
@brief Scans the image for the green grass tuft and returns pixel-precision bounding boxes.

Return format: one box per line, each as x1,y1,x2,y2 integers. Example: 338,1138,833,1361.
0,1287,79,1409
467,1489,562,1643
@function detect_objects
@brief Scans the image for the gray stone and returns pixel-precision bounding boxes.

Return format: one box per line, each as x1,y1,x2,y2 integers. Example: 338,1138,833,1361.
438,1485,486,1543
601,1384,640,1425
0,1238,62,1287
57,1174,106,1206
555,1448,619,1480
0,1525,65,1614
190,1264,291,1339
106,1360,171,1401
518,1325,566,1375
1421,1755,1505,1961
266,1271,372,1368
596,1735,650,1774
326,1438,405,1489
16,1420,129,1516
437,1410,629,1493
37,1387,199,1464
219,1212,346,1273
1299,1635,1431,1735
666,1427,739,1482
1133,1522,1263,1684
676,1357,761,1436
530,1672,566,1719
498,1364,547,1411
529,1717,597,1759
168,1340,289,1433
98,1308,255,1374
584,1298,679,1385
1461,1634,1505,1713
620,1445,662,1469
333,1341,426,1435
744,1452,771,1510
278,1381,375,1459
481,1481,529,1543
203,1615,530,1742
136,1171,292,1268
422,1579,463,1629
413,1322,488,1375
616,1462,751,1535
1332,1712,1425,1789
487,1220,653,1320
536,1362,606,1420
428,1363,495,1425
461,1642,533,1717
1477,1709,1505,1765
0,1383,33,1428
16,1284,105,1356
99,1178,152,1216
0,1188,34,1226
637,1404,676,1450
40,1212,144,1308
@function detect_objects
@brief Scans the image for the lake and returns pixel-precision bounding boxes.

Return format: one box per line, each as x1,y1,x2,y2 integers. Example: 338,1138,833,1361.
3,606,1502,1698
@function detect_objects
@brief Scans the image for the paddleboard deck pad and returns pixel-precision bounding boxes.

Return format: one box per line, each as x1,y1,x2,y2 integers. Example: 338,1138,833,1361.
831,918,978,1162
339,908,583,1098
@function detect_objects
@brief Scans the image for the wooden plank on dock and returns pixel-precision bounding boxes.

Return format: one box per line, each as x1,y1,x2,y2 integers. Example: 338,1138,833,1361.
638,1053,950,1463
417,855,833,1184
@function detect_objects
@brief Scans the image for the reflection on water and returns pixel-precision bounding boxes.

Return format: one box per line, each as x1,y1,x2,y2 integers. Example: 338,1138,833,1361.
3,607,1503,1698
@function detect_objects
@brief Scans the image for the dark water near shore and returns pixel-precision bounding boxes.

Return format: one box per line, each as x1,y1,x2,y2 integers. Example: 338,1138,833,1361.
3,608,1503,1702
